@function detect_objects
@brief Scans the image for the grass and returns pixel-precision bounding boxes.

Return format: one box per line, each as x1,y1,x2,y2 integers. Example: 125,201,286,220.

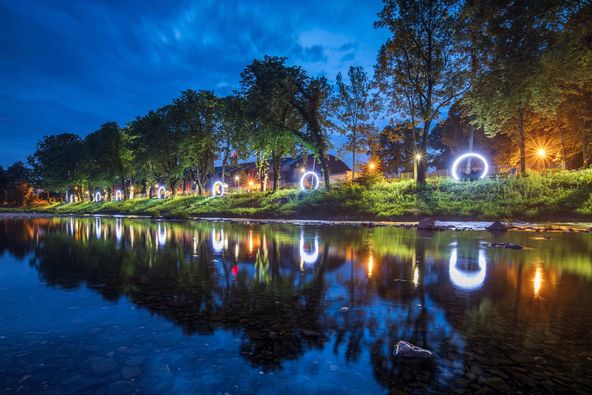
3,169,592,221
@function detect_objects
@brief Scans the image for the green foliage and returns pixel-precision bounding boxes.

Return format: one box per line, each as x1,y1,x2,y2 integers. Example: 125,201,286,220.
12,170,591,220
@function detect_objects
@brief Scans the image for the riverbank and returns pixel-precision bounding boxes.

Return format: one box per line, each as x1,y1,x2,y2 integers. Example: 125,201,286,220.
3,170,592,223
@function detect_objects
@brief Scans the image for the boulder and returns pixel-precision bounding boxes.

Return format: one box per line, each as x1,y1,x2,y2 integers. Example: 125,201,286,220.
417,218,438,231
486,221,507,232
393,340,432,358
489,242,524,250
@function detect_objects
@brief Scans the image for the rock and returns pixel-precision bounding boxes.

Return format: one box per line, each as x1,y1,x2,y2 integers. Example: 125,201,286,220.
417,218,439,231
486,221,507,232
488,242,524,250
301,329,322,339
393,340,433,358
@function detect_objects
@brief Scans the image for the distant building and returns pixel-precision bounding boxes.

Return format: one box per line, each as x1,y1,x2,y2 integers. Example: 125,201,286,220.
213,154,351,190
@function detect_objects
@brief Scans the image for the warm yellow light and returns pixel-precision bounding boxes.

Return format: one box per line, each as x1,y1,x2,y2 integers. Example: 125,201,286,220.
248,180,254,187
368,162,376,171
234,175,239,181
412,265,419,287
367,254,374,278
300,167,306,173
415,153,422,161
537,148,547,158
533,266,543,297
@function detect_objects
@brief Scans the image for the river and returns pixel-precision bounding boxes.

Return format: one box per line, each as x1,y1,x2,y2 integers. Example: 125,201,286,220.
0,216,591,394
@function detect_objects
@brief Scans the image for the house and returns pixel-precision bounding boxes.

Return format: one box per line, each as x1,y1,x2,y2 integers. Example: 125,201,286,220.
213,154,351,190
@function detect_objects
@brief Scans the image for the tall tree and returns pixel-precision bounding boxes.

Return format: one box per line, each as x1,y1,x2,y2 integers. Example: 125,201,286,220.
464,0,567,173
241,56,301,191
334,66,378,181
375,0,469,185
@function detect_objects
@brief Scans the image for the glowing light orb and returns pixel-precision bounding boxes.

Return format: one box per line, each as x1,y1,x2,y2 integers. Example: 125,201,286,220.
449,248,487,291
300,171,320,191
157,186,167,199
212,181,225,197
94,192,102,202
451,153,489,180
299,232,319,267
115,190,123,201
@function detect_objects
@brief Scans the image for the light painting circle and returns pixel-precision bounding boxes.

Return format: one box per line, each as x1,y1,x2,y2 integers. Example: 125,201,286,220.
212,181,225,197
115,190,123,201
451,153,489,180
157,186,166,199
94,192,102,202
300,171,320,191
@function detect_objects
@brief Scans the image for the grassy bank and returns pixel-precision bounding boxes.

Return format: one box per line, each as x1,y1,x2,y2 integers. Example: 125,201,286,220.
3,170,592,221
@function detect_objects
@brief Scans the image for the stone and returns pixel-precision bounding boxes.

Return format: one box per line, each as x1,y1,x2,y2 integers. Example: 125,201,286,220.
393,340,433,358
488,242,524,250
486,221,507,232
417,218,438,231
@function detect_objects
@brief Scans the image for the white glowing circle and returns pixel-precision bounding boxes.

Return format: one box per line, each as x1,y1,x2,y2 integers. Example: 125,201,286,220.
67,192,74,204
449,248,487,291
95,192,102,202
157,223,167,246
212,181,225,197
451,153,489,180
300,171,320,191
115,190,123,201
299,232,319,266
157,186,166,199
212,228,224,252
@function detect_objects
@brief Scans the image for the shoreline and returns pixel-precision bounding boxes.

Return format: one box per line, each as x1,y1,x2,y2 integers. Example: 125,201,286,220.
2,211,591,233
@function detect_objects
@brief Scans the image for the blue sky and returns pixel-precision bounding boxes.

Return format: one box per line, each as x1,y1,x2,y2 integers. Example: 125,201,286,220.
0,0,387,168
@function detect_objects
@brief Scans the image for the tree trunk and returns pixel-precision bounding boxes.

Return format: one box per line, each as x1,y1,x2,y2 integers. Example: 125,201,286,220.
557,115,566,170
352,132,356,182
169,179,177,196
465,126,475,174
272,151,281,192
318,150,331,190
518,110,526,174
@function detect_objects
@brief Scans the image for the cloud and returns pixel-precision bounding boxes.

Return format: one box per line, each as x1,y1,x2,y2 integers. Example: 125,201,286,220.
0,0,387,166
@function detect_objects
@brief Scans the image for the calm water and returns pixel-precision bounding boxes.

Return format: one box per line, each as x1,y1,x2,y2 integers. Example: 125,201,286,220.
1,216,591,394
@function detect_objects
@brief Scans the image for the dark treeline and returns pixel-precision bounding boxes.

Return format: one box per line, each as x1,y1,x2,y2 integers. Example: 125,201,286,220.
2,0,591,205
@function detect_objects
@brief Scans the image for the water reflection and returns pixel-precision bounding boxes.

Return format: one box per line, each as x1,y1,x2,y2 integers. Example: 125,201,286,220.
0,217,591,393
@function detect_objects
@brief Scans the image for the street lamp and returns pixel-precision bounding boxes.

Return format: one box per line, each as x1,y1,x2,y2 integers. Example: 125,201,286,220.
234,175,239,188
368,161,376,171
413,153,422,181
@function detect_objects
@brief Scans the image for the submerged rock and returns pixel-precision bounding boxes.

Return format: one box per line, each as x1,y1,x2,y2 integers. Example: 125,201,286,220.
417,218,439,231
486,221,507,232
393,340,433,358
489,242,524,250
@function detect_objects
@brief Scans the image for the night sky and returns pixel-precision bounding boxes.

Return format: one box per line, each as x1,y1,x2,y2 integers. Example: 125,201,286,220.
0,0,387,168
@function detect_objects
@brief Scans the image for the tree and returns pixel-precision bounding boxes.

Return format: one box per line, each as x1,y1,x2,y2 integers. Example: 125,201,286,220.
84,122,133,200
241,56,301,191
128,107,184,196
334,66,378,181
218,94,249,185
375,0,469,185
464,0,567,173
2,162,32,206
28,133,85,200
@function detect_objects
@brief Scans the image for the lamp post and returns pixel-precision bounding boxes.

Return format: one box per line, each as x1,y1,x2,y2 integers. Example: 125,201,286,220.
234,175,239,188
413,153,422,181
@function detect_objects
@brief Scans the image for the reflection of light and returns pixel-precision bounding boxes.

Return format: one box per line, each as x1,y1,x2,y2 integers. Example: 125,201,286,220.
69,218,74,235
212,228,224,252
412,265,419,287
232,265,239,277
451,153,489,180
130,225,135,247
157,186,166,199
234,243,239,260
95,218,102,239
192,234,198,256
115,219,123,241
300,171,320,191
367,254,374,278
449,248,487,291
248,231,253,254
299,231,319,267
157,223,167,246
533,266,543,297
